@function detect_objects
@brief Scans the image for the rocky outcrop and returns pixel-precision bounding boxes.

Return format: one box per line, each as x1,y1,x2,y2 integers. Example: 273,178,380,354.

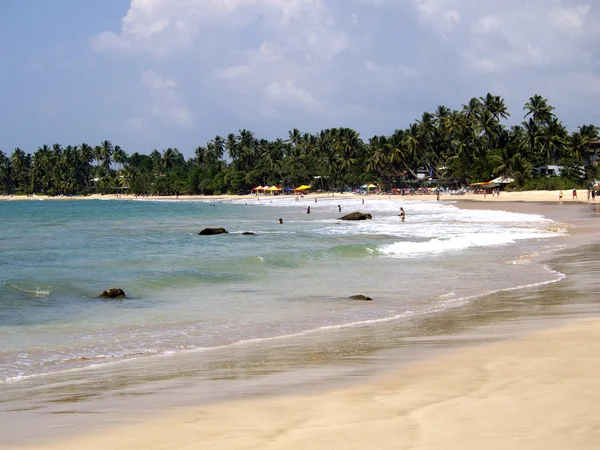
199,227,228,235
349,294,373,301
100,288,126,299
339,212,372,221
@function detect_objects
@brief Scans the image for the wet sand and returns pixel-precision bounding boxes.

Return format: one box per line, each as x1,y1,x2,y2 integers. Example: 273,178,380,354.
4,200,600,449
14,317,600,450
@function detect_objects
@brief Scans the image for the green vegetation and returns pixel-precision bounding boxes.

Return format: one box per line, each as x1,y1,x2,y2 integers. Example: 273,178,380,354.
1,94,598,196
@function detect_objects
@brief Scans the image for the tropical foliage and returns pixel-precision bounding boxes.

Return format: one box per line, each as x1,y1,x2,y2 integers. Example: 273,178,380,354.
1,94,598,196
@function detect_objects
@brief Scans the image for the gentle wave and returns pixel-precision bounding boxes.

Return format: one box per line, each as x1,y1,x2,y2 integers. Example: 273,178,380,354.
380,230,560,257
1,265,566,384
7,283,52,297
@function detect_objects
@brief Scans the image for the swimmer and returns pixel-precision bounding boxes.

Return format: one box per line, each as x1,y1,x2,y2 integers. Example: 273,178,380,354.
400,207,405,222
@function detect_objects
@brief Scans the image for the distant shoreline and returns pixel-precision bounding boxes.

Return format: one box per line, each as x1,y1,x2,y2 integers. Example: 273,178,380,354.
0,189,594,203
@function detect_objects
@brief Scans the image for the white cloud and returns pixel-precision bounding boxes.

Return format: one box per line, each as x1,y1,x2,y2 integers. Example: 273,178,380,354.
472,15,500,35
413,0,599,74
140,69,192,127
264,80,321,110
549,5,590,32
93,0,326,57
88,0,600,148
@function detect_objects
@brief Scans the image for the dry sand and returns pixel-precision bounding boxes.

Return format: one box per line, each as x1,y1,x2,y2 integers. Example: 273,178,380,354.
14,317,600,450
0,189,594,203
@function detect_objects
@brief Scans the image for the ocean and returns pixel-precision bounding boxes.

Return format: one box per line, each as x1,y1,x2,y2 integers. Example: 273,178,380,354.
0,196,567,416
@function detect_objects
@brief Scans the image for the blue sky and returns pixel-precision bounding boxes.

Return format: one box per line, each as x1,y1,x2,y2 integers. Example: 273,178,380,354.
1,0,599,158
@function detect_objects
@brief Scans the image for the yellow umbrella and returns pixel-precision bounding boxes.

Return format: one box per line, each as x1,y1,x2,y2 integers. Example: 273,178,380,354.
295,185,312,191
367,183,377,189
268,186,282,191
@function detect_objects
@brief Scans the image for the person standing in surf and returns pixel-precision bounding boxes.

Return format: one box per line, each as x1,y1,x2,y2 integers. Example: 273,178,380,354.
400,207,405,222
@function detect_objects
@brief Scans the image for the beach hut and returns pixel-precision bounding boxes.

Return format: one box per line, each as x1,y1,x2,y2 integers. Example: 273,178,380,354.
267,186,282,195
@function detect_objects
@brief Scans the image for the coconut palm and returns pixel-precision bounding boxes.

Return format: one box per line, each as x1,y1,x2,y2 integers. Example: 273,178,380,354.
524,95,555,125
96,140,114,171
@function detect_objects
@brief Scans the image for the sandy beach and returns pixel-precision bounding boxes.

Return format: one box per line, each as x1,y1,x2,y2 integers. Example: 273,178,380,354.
11,316,600,450
0,189,595,203
4,195,600,449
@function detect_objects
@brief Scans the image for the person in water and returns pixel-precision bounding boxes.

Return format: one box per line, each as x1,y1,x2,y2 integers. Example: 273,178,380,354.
400,207,405,222
307,206,311,214
278,218,283,224
338,205,341,212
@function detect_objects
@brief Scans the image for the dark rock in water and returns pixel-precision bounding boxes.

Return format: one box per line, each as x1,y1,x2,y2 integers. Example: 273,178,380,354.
100,288,126,299
339,212,372,221
199,227,228,235
242,232,256,235
349,294,373,301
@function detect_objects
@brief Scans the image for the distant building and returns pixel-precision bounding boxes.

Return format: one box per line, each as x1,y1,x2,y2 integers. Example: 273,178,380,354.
586,140,600,166
535,164,584,178
535,165,563,176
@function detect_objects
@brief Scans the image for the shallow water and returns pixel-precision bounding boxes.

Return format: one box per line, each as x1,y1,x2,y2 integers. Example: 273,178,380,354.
0,197,565,386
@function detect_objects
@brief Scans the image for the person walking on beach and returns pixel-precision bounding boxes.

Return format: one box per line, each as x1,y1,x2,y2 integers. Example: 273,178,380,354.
573,188,577,200
400,207,405,222
559,190,563,201
588,189,591,201
593,190,596,201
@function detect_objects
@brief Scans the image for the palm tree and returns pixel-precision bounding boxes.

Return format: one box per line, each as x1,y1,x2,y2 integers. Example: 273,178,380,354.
524,95,554,125
96,140,114,171
0,151,12,194
162,148,178,171
507,154,533,187
10,148,30,193
566,132,591,162
206,136,224,165
113,146,127,170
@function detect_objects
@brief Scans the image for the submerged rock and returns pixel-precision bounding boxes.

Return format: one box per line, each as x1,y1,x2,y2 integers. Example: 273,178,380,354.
339,212,372,221
349,294,373,301
100,288,126,299
199,227,228,235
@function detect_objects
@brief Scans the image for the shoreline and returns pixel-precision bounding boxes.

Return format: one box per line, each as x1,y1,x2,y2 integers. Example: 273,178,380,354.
0,189,596,203
15,316,600,450
4,199,600,448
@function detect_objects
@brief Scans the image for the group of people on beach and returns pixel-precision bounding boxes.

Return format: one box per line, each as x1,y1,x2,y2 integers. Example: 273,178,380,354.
558,189,597,201
280,199,407,223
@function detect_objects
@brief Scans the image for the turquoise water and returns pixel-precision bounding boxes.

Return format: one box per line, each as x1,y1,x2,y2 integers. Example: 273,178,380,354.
0,197,564,383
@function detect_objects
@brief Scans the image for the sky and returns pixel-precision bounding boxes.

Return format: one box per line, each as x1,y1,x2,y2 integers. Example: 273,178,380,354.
1,0,599,158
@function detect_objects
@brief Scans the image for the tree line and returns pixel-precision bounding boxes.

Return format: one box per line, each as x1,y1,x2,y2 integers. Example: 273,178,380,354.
1,94,598,196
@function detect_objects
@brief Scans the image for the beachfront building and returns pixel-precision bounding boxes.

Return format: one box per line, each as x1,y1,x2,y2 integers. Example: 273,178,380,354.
585,140,600,166
535,165,564,177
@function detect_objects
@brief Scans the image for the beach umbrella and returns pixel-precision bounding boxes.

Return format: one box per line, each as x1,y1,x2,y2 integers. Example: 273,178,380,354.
367,183,377,189
295,185,312,191
251,186,262,191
